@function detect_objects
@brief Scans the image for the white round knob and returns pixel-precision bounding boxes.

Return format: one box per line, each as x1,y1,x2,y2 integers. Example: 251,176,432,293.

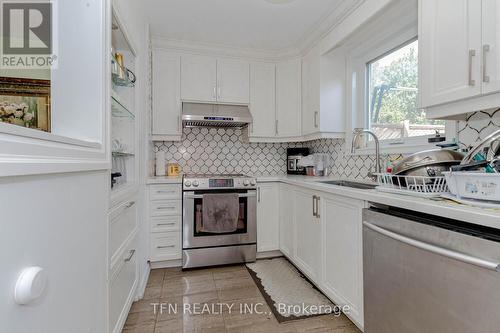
250,179,256,186
184,180,192,187
243,180,250,186
192,180,199,187
14,267,47,305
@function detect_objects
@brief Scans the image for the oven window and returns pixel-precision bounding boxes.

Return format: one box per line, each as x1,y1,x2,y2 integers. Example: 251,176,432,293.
193,195,248,236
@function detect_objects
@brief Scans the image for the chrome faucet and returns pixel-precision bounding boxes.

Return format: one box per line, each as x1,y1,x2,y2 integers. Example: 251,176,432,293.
351,128,381,180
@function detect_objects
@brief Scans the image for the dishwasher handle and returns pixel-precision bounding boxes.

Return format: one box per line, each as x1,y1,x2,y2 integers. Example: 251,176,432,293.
363,221,500,272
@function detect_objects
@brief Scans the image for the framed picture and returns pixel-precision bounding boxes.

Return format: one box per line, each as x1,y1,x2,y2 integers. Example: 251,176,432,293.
0,77,51,132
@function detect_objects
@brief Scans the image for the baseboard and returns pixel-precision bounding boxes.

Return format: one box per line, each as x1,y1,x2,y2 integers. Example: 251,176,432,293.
257,250,283,259
135,264,151,300
150,259,182,269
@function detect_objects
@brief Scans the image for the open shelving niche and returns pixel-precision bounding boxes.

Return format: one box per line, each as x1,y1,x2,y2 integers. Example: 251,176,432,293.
110,12,137,193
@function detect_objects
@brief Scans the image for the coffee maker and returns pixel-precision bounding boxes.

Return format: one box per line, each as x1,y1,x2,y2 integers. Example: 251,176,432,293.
287,148,310,175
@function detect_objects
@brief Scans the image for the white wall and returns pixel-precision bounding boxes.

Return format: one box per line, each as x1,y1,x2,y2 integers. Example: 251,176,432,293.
0,172,108,333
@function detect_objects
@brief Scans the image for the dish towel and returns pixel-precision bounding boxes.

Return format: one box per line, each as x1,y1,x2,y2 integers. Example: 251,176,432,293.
201,193,240,233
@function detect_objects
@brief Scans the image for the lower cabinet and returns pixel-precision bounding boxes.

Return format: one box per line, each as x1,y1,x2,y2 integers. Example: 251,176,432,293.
320,193,365,328
256,183,280,252
279,183,295,258
148,184,183,263
109,232,138,333
278,184,365,329
293,188,322,282
108,193,138,333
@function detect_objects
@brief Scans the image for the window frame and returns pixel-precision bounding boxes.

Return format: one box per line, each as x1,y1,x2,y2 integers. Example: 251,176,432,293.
345,2,457,155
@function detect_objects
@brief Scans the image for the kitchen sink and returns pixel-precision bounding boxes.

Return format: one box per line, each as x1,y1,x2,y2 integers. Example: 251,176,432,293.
318,180,378,190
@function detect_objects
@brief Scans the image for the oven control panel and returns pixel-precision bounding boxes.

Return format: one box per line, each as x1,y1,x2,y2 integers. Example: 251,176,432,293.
183,176,256,190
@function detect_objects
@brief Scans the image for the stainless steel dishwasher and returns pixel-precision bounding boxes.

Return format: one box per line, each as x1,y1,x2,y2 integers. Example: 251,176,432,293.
363,205,500,333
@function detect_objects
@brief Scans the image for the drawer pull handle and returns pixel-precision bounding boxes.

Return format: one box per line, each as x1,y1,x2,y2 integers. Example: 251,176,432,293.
156,190,175,194
157,206,175,210
157,223,176,226
157,245,175,249
124,249,136,262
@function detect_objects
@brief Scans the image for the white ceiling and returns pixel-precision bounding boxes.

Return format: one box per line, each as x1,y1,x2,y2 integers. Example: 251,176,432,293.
142,0,351,53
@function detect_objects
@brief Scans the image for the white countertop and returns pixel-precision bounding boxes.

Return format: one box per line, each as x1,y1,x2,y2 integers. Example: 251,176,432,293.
147,174,500,229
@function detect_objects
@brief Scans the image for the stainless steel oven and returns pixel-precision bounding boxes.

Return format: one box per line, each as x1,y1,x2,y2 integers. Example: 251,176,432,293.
182,174,257,269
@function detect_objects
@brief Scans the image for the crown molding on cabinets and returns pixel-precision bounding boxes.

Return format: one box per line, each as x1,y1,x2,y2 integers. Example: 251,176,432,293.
152,0,366,62
297,0,366,57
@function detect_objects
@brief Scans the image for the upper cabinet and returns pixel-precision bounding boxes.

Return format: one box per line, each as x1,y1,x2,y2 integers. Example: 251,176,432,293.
419,0,500,119
181,54,217,102
249,62,276,138
276,59,302,138
302,45,346,139
181,55,249,105
217,59,250,104
483,0,500,94
302,46,321,136
152,50,181,141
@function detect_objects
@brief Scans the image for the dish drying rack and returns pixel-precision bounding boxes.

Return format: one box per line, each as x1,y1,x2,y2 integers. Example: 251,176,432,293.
374,173,449,198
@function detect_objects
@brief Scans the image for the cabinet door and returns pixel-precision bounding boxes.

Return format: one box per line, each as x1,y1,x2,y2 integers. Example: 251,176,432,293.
256,183,280,252
276,59,302,138
181,54,217,102
293,189,321,282
483,0,500,94
302,47,320,136
419,0,482,107
279,184,295,258
321,194,364,327
152,51,181,137
249,62,276,137
217,59,250,104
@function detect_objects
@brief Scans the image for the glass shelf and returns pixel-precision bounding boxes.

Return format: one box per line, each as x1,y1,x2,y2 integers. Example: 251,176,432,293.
111,54,136,87
112,151,135,157
111,94,134,119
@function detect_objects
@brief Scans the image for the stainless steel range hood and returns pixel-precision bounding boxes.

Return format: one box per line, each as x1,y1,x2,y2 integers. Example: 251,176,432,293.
182,103,253,128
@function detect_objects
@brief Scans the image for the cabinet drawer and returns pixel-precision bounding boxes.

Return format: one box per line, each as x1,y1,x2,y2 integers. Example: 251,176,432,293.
109,200,137,262
149,200,182,217
150,216,181,233
150,232,182,261
149,184,181,201
109,234,137,333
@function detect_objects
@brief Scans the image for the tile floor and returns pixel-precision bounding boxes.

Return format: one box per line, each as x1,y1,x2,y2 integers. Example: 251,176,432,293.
122,265,362,333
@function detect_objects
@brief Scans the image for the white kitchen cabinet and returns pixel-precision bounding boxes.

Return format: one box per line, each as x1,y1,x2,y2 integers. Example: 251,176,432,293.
302,46,321,136
279,183,295,258
256,183,280,252
148,184,183,265
181,54,217,102
249,62,276,138
483,0,500,94
419,0,500,119
320,193,365,328
276,59,302,138
180,54,250,104
152,51,181,140
217,58,250,104
109,232,138,333
419,0,482,108
293,188,321,282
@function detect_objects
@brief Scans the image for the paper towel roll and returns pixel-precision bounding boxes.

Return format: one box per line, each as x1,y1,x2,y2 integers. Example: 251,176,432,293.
155,151,166,176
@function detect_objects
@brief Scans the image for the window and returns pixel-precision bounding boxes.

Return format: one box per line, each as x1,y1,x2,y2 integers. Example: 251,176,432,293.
367,39,444,141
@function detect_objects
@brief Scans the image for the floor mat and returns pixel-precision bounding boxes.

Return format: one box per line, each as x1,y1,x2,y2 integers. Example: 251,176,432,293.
246,257,337,323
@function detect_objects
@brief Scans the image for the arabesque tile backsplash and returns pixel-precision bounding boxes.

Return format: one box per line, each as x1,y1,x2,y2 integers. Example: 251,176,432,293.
154,109,500,180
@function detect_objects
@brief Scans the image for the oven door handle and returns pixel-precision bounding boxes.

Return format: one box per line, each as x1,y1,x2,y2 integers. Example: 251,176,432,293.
184,193,257,199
